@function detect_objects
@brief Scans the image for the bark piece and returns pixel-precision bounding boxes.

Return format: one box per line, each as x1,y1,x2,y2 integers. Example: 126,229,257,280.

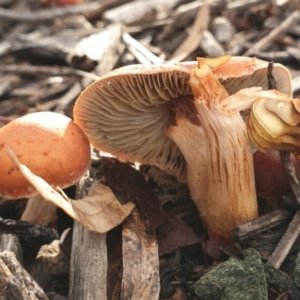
29,240,69,289
0,251,48,300
69,173,107,300
233,208,294,242
121,208,160,300
103,156,199,255
169,1,209,62
0,233,23,262
267,209,300,269
69,223,107,300
0,75,21,97
267,152,300,269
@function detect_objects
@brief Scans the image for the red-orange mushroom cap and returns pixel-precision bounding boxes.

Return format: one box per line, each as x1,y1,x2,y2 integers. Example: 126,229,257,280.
0,112,90,199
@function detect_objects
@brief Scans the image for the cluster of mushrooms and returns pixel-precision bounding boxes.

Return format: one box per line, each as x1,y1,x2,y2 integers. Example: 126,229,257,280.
0,55,298,241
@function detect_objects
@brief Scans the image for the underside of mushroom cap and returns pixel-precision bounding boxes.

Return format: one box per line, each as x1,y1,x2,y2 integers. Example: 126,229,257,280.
74,57,292,183
74,64,192,183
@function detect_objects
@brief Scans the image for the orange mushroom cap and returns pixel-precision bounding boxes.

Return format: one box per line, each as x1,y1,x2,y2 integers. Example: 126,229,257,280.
0,112,90,199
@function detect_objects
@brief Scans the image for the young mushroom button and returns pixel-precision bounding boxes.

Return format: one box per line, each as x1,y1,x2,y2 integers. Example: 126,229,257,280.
0,112,90,199
73,56,292,240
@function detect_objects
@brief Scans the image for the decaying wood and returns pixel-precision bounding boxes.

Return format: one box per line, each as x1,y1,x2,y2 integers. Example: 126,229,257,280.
226,0,265,11
266,152,300,269
29,240,69,289
102,157,200,256
233,208,294,242
121,208,160,300
0,251,48,300
69,174,108,300
69,227,106,299
0,233,23,262
267,210,300,269
0,218,58,250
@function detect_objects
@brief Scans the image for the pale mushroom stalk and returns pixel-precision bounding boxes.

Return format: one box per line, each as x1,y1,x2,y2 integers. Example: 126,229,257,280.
165,116,208,219
166,60,258,240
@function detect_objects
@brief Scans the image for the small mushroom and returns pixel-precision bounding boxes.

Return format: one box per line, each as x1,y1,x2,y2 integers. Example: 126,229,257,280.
248,91,300,152
73,56,292,240
0,112,90,223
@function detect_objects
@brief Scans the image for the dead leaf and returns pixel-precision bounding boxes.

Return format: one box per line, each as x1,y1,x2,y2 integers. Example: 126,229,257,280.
7,147,135,233
121,207,160,300
157,216,200,255
103,156,200,255
102,157,165,231
72,182,135,232
205,239,237,260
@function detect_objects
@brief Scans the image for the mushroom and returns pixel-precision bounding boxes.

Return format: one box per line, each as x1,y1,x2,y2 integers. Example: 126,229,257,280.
248,90,300,152
73,56,292,240
0,112,90,224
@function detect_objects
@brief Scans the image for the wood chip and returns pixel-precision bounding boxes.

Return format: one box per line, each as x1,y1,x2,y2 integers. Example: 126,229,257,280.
121,208,160,300
169,0,209,62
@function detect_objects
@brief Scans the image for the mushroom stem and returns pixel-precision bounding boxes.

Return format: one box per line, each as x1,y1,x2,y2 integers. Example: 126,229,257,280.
165,116,208,219
21,194,57,226
194,99,258,240
167,59,259,241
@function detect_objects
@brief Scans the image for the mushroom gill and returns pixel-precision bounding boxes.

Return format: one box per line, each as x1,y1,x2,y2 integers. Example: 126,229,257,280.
74,64,192,183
